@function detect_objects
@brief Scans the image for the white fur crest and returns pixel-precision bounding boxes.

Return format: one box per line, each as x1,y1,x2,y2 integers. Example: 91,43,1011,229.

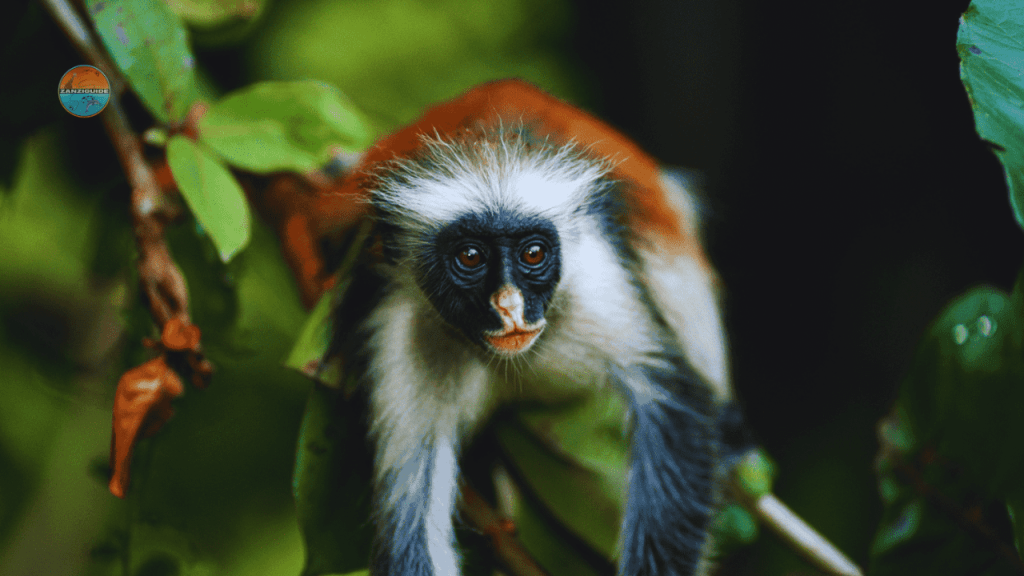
370,130,612,237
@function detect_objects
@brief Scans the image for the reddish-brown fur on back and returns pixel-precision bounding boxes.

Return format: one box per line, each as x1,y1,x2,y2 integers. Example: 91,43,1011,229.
329,79,705,264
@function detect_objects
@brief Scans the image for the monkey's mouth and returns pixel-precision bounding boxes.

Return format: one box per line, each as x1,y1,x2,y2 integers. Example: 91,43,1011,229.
483,325,545,355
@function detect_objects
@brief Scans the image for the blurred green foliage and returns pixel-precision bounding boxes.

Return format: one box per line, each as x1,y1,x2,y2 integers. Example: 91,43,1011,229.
198,81,374,174
1,0,590,574
243,0,587,131
871,283,1024,575
0,122,317,576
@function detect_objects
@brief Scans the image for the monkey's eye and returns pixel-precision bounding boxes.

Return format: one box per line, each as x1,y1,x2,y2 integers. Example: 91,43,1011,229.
521,244,546,266
457,247,484,269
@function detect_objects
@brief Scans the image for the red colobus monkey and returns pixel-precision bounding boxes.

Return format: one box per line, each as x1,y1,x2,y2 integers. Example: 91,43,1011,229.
328,79,737,576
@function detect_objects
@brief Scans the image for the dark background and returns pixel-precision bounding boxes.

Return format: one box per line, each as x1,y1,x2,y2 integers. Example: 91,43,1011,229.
1,0,1020,574
570,0,1022,572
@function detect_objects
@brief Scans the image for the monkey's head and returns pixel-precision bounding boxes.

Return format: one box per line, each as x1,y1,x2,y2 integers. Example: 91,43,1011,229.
369,130,609,357
420,211,561,356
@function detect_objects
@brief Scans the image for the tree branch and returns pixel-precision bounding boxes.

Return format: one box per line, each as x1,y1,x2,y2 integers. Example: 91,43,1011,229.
42,0,212,501
727,450,863,576
39,0,125,95
460,481,553,576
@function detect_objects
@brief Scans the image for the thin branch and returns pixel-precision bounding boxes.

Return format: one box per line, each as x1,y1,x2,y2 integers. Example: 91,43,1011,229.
41,0,211,383
106,100,191,326
460,481,552,576
39,0,125,95
43,0,212,502
727,465,864,576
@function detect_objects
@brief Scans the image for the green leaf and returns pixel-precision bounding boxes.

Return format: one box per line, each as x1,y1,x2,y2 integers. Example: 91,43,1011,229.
85,0,200,123
496,389,630,559
163,219,240,344
898,286,1024,495
1008,496,1024,562
292,385,375,576
957,0,1024,230
286,220,373,390
871,274,1024,575
164,0,268,47
870,439,1020,576
286,287,344,386
734,448,776,499
709,503,760,555
199,81,374,174
507,480,609,576
166,136,251,262
165,0,267,28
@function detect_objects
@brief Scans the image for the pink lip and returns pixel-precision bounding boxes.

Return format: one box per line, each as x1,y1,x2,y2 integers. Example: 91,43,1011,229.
484,328,543,354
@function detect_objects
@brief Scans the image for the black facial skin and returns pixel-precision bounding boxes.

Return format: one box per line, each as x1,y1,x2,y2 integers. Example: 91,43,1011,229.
417,211,561,348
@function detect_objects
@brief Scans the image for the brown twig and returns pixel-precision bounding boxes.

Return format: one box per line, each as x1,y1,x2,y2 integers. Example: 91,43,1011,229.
41,0,210,383
39,0,125,96
43,0,212,501
460,481,553,576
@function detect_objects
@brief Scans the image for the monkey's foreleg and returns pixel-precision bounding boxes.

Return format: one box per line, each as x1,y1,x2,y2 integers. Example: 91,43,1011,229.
371,433,461,576
616,365,718,576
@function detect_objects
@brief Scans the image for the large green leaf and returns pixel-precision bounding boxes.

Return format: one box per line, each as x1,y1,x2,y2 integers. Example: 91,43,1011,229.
199,81,374,174
496,390,629,560
958,0,1024,230
292,385,374,576
85,0,200,123
166,136,251,262
897,286,1024,495
285,287,345,387
871,275,1024,575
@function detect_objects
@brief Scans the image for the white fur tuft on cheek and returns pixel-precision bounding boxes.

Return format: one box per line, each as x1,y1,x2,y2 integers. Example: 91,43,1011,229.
552,223,662,364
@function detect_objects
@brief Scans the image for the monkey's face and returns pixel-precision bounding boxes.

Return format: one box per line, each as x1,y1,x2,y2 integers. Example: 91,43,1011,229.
418,211,561,356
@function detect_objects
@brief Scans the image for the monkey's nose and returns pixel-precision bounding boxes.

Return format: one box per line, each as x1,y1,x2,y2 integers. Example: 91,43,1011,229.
490,285,525,324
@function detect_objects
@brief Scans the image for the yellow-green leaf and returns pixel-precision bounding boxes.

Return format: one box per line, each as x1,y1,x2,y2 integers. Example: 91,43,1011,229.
166,136,250,262
199,81,374,174
86,0,200,123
